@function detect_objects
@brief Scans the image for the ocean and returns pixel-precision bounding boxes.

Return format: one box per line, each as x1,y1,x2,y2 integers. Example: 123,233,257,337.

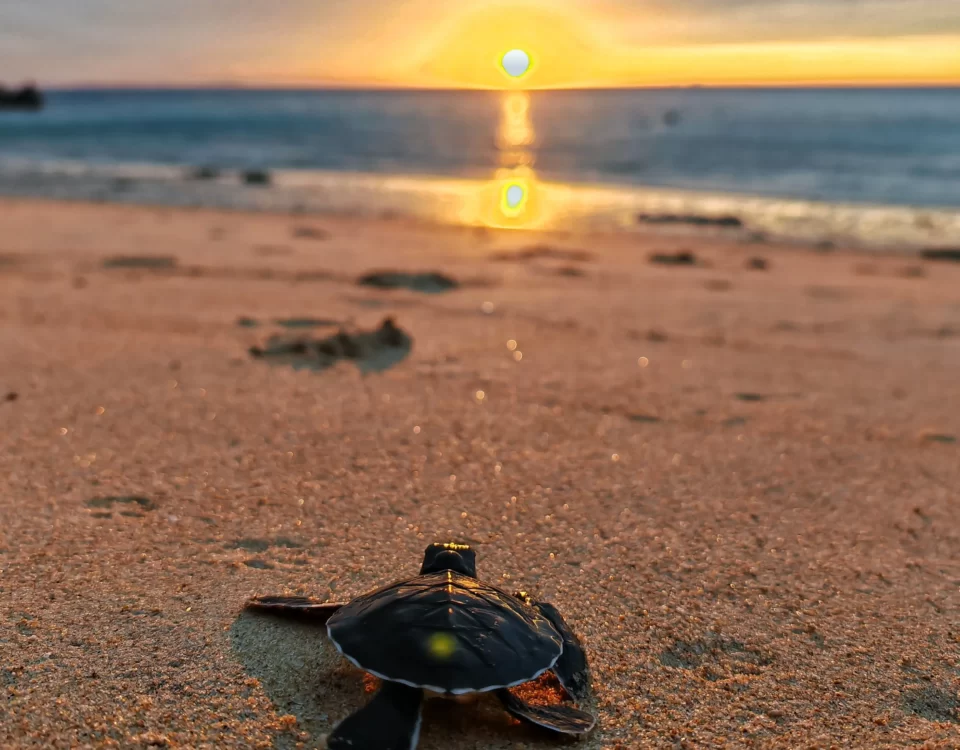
1,87,959,250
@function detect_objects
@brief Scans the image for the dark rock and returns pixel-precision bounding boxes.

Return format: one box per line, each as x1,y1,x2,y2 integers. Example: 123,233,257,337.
4,391,17,402
86,495,156,511
274,318,338,329
0,84,43,111
376,317,407,348
923,433,956,444
746,257,768,271
228,539,271,553
638,213,743,228
243,560,274,570
649,251,697,266
250,317,412,374
242,170,272,186
357,271,459,294
920,248,960,263
335,331,362,359
491,245,594,263
735,393,765,402
188,166,221,180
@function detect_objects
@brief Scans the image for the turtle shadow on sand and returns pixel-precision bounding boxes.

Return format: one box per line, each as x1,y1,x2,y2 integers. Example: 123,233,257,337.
249,317,412,374
230,611,572,750
231,610,363,749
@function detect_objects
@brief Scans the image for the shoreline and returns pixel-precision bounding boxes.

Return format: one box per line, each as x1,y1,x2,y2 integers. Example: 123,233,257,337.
1,158,959,253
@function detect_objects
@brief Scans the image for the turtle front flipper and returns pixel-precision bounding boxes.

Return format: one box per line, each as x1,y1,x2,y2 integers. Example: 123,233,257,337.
327,681,423,750
497,688,596,735
244,595,344,624
514,592,592,703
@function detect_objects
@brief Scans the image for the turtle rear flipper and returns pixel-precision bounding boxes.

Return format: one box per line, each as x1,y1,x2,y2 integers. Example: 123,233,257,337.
497,688,596,735
513,592,591,703
327,681,423,750
531,601,591,702
244,595,344,624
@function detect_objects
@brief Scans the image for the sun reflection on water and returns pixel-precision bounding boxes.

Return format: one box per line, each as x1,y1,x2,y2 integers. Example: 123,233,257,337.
475,91,544,229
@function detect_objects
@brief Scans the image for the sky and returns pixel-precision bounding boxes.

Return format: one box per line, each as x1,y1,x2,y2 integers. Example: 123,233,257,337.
2,0,960,88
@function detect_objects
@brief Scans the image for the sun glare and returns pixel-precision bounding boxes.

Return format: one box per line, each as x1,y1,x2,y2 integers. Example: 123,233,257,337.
398,5,960,90
413,4,602,89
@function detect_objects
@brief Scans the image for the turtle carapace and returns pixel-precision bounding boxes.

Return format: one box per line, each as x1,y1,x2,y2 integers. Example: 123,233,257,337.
244,542,596,749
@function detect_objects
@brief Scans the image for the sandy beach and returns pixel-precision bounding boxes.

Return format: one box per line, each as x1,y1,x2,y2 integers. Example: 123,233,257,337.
2,197,959,748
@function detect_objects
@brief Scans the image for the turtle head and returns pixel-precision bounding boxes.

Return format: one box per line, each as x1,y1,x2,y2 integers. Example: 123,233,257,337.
420,542,477,577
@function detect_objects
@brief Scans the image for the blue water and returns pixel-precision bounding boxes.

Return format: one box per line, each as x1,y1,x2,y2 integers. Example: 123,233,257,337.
1,88,959,248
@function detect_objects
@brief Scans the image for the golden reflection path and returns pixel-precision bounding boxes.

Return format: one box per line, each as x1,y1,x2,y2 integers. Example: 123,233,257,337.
475,91,545,229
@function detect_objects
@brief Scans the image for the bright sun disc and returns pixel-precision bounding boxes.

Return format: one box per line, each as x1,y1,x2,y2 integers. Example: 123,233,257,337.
500,179,529,216
501,49,531,78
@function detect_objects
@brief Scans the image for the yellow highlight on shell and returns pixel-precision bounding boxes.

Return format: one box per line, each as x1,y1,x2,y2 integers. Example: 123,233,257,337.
428,632,458,659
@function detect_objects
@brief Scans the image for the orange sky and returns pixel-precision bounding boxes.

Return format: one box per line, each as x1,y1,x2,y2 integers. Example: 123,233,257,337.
398,5,960,89
4,1,960,87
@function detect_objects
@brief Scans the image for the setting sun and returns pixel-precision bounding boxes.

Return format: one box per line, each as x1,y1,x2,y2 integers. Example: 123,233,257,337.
412,4,603,89
500,49,533,80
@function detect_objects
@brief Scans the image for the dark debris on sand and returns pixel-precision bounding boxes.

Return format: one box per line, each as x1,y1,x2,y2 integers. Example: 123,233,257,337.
242,170,271,186
86,495,156,512
920,248,960,263
103,255,177,270
902,685,958,723
249,317,412,373
638,213,743,228
238,316,339,329
746,257,769,270
357,271,458,294
187,166,221,181
922,433,956,444
491,245,594,263
292,226,330,241
650,251,698,266
274,317,339,329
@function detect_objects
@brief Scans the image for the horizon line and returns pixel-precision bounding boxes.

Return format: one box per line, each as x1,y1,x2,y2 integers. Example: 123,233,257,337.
40,81,960,92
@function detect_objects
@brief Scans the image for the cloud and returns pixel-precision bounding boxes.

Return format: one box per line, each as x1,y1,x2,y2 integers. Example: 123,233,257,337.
589,0,960,43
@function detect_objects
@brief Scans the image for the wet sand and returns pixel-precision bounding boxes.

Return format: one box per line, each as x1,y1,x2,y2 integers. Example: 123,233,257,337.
1,197,959,748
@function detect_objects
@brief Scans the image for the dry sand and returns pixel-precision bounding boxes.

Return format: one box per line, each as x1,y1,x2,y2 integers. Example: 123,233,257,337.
1,197,959,749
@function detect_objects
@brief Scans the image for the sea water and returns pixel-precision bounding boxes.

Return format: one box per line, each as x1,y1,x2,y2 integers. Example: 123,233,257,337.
0,87,958,249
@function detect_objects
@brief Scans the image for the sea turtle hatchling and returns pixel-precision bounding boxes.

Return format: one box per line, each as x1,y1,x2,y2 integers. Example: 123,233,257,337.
245,542,597,749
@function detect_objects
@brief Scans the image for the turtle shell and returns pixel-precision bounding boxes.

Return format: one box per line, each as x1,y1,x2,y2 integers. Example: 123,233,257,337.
326,570,563,694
